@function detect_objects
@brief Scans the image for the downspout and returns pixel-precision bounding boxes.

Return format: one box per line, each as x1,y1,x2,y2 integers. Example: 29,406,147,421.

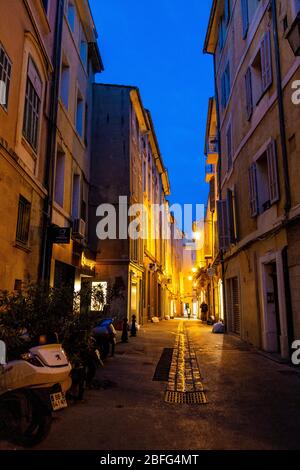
271,0,291,214
272,0,294,357
213,53,228,332
40,0,65,283
282,246,295,358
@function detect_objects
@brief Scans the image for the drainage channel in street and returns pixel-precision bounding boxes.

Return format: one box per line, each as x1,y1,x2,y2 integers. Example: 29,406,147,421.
153,322,208,405
165,322,207,405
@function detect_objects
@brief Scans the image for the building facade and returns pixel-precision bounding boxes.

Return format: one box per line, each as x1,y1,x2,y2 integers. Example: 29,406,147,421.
204,0,300,359
90,84,183,323
0,0,57,291
49,0,103,290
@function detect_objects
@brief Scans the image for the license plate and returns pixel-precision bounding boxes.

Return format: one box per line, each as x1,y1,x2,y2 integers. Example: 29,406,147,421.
50,391,68,411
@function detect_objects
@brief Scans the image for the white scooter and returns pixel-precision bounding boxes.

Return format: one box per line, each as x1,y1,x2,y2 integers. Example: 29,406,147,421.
0,341,72,447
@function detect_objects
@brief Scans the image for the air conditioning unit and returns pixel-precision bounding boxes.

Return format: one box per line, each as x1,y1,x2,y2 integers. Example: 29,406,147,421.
72,218,86,239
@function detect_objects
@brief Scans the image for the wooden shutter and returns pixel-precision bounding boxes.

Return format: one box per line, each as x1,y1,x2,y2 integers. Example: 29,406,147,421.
232,277,241,335
241,0,249,38
210,177,216,212
227,124,232,171
217,200,230,251
227,188,237,244
267,140,279,204
221,73,226,109
261,31,272,92
248,163,258,217
245,67,253,120
225,0,230,25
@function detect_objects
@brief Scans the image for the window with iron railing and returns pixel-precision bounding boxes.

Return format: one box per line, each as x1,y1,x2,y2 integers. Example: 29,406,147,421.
16,196,31,246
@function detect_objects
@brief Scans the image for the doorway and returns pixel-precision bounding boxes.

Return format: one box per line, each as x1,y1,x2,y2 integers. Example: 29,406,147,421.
263,262,281,354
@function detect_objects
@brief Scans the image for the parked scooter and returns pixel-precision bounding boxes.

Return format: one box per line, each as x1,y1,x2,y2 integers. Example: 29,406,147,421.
0,339,72,447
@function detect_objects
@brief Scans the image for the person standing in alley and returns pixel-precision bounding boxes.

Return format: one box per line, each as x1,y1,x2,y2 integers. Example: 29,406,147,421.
121,317,129,343
200,302,209,323
130,314,137,337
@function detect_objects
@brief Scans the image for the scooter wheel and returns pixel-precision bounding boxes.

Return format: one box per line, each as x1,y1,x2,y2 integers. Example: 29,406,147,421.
20,412,52,447
0,392,52,447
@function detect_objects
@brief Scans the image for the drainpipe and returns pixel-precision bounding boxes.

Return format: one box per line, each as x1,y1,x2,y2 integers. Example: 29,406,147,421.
40,0,65,283
213,53,228,332
272,0,294,358
271,0,291,214
282,246,295,358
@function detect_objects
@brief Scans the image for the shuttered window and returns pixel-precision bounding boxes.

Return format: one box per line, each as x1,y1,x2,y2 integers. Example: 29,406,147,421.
227,277,241,335
217,200,230,251
245,67,253,120
267,140,279,204
225,0,231,25
210,177,216,212
241,0,249,38
227,188,237,244
248,140,279,217
248,163,258,217
227,124,233,171
261,31,272,93
221,63,231,109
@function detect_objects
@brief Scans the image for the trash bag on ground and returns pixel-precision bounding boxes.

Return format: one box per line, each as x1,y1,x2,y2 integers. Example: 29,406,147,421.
212,322,225,334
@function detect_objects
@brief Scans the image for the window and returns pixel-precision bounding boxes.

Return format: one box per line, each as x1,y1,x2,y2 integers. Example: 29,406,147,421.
81,199,86,222
217,188,237,251
245,67,253,119
76,90,84,137
41,0,48,13
218,19,225,51
226,188,237,244
221,62,231,109
248,140,279,217
67,2,76,32
72,174,80,219
251,31,272,104
54,150,65,207
80,27,88,70
226,124,233,171
283,16,289,33
16,195,31,246
225,0,231,25
209,177,216,212
84,103,88,145
23,58,42,151
226,277,241,335
60,60,70,109
241,0,261,38
217,200,230,251
143,160,147,192
0,44,12,109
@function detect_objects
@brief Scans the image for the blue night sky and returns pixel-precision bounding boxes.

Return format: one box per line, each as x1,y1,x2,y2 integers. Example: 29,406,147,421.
90,0,214,218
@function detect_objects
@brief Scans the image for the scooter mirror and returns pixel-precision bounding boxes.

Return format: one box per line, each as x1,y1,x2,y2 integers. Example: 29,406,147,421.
0,340,6,365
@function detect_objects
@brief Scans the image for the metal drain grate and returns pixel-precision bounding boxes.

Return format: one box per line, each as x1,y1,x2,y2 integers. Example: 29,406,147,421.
153,348,174,381
165,390,208,405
